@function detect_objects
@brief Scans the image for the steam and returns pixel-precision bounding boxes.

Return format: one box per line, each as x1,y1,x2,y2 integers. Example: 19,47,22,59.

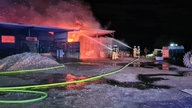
0,0,101,29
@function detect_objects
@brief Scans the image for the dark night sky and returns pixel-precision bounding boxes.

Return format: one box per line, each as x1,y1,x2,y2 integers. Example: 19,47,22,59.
84,0,192,51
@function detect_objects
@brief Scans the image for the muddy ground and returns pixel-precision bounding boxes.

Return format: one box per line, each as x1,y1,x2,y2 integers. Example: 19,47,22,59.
1,57,192,108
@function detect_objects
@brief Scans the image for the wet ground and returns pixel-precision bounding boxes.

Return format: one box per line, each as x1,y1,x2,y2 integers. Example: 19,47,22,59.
1,57,192,108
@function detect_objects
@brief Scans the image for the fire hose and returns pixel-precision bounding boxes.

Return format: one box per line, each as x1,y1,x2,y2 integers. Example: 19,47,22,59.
0,59,138,104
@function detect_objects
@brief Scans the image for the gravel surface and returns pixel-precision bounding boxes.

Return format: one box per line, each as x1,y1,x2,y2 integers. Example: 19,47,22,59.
0,53,60,71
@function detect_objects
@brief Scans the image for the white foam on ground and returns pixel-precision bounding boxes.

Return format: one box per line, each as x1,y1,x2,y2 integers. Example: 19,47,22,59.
181,89,192,95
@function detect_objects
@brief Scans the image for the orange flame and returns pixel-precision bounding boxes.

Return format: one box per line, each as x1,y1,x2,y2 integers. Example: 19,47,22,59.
45,73,104,90
68,32,80,42
65,74,102,90
67,29,114,59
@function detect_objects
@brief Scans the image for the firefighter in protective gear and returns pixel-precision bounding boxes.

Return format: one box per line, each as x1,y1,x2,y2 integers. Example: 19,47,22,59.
136,46,140,58
112,45,119,60
133,46,137,58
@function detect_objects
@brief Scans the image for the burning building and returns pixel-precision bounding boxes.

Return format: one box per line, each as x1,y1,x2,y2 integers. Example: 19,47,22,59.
67,29,115,59
0,0,130,60
0,22,115,60
0,22,74,58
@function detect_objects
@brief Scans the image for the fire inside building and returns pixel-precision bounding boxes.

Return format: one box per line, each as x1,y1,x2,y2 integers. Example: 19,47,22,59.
0,22,116,60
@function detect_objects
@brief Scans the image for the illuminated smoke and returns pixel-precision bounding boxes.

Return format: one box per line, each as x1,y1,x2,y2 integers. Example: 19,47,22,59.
0,0,115,59
0,0,101,29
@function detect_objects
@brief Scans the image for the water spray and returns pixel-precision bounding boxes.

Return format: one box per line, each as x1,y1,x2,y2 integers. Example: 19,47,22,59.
81,34,113,51
0,59,138,104
109,37,132,49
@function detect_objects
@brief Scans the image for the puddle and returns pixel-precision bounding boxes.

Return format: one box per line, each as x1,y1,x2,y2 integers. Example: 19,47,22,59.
39,73,173,90
40,73,173,90
114,62,164,69
5,61,192,91
41,73,67,83
135,72,192,89
162,62,169,70
104,78,171,90
40,73,174,90
138,74,169,84
64,61,175,71
40,73,104,90
45,60,192,91
103,69,192,90
114,61,184,71
178,71,192,77
64,62,104,66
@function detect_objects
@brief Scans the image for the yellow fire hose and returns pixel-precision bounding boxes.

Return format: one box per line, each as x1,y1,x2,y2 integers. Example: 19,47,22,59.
0,59,138,104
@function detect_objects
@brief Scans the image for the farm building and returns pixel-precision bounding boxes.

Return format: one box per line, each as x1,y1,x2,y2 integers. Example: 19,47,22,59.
0,22,116,60
0,22,74,58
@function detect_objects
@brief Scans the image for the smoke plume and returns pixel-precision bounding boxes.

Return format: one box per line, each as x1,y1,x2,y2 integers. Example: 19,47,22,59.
0,0,101,29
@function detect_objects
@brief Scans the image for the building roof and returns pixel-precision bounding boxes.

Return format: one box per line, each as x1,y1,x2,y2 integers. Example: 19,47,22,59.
0,22,75,33
80,29,115,36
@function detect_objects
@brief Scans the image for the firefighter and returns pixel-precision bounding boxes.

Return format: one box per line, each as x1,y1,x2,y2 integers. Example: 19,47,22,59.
136,46,140,58
112,45,119,60
133,46,137,58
